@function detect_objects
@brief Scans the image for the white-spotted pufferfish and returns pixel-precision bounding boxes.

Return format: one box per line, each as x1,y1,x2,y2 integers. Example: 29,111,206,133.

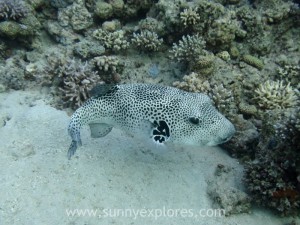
67,83,235,159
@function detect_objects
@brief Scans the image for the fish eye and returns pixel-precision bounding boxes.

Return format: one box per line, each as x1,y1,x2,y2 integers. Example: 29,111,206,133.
189,117,200,125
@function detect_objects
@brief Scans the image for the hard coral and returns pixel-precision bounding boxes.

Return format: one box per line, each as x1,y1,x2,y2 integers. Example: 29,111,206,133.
0,0,28,21
170,34,206,63
93,28,129,52
180,7,200,27
92,55,123,73
58,1,93,31
131,30,163,52
244,160,300,215
277,64,300,86
253,80,299,110
173,72,211,94
243,109,300,215
242,54,264,70
210,83,235,115
59,58,102,108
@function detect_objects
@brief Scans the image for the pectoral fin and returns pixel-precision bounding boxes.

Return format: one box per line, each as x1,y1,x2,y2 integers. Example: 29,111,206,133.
151,120,170,144
89,123,113,138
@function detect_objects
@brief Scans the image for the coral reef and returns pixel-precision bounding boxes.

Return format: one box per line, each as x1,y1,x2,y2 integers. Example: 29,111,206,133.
242,55,264,70
210,83,235,115
92,55,123,74
138,17,165,35
92,28,129,52
216,51,230,61
190,53,215,76
296,109,300,131
0,0,40,38
169,34,206,63
0,0,299,217
0,0,28,21
58,0,93,31
207,164,251,215
50,0,72,8
253,80,299,110
173,72,211,94
93,0,154,20
238,102,257,116
243,107,300,215
94,1,113,19
0,56,26,90
180,7,200,27
58,58,101,108
244,158,300,215
73,38,105,59
131,30,163,52
277,63,300,86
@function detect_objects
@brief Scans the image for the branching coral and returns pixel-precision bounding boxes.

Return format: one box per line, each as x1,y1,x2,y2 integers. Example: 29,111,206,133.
277,64,300,86
169,34,206,63
131,30,163,52
0,0,28,21
92,29,129,52
58,58,102,108
209,83,235,114
173,72,211,94
253,80,299,110
180,7,200,27
92,55,123,73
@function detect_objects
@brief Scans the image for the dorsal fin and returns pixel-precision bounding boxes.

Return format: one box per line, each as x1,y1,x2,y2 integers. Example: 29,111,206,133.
89,84,118,97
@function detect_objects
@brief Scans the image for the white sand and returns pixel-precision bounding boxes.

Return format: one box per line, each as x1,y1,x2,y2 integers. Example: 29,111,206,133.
0,90,298,225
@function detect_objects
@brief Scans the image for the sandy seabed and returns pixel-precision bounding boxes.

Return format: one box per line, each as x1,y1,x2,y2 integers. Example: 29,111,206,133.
0,90,299,225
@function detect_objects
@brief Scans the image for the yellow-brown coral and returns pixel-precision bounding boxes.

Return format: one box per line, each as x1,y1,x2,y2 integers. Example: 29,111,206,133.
173,72,211,93
253,80,298,110
242,54,264,70
180,7,200,27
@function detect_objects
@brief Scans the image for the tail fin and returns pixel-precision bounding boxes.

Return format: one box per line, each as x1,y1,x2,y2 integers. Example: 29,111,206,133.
67,118,82,159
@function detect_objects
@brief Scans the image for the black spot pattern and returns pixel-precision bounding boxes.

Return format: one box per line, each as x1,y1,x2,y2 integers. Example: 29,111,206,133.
152,120,170,144
68,83,235,157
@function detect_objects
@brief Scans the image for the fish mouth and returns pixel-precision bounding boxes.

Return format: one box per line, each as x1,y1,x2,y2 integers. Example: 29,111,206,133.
206,130,235,146
206,136,232,146
217,129,235,145
218,136,232,144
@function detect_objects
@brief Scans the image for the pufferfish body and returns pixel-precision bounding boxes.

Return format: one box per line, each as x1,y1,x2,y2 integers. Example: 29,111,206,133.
67,83,235,159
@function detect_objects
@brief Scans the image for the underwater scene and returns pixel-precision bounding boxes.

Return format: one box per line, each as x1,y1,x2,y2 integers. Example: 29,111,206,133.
0,0,299,224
